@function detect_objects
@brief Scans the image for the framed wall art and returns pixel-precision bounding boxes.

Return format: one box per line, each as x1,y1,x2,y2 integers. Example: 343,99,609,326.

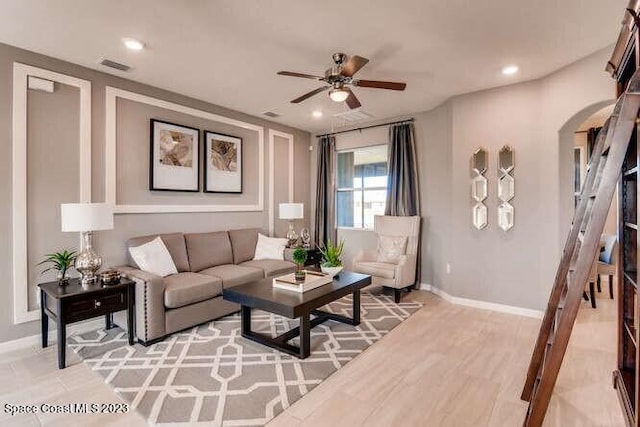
204,131,243,193
149,119,200,192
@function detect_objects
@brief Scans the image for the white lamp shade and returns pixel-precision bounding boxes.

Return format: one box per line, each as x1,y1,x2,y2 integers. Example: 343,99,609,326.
61,203,114,232
279,203,304,220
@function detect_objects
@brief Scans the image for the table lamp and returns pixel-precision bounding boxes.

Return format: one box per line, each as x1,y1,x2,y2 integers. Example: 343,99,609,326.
61,203,114,285
279,203,304,247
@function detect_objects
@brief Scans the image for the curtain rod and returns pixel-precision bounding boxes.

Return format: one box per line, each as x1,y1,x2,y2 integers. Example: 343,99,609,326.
317,118,414,138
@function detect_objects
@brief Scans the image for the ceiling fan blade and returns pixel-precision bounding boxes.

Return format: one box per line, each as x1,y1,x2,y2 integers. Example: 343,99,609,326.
345,88,361,109
277,71,324,80
355,79,407,91
291,86,330,104
340,55,369,77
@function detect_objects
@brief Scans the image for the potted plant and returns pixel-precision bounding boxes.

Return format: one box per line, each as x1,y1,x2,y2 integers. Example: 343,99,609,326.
292,248,308,282
318,239,345,277
38,249,77,286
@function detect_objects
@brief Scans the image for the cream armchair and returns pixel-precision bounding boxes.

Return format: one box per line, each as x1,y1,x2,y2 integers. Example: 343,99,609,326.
352,215,420,303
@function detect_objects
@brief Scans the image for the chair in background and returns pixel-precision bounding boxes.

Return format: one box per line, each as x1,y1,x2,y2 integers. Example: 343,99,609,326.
352,215,420,303
584,259,598,309
597,234,618,299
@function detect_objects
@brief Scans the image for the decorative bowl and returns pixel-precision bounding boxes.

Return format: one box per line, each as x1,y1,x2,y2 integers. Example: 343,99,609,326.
99,270,122,286
321,266,343,277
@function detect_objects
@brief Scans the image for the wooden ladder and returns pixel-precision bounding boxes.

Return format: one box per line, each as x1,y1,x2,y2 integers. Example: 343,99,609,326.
521,69,640,426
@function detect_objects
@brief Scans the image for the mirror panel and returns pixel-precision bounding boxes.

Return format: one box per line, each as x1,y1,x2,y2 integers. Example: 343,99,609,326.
472,148,488,174
498,202,514,231
472,175,488,202
473,203,488,230
498,174,515,202
498,145,514,172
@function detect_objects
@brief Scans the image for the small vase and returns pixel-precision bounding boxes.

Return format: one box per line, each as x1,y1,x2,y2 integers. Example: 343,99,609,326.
57,271,70,286
294,269,306,282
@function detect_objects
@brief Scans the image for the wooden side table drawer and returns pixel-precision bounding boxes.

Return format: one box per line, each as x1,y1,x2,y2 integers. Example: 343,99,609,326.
65,290,127,323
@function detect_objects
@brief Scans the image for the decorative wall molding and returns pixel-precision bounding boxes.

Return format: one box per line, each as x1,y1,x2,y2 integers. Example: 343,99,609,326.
12,63,92,324
268,129,295,236
420,283,543,319
105,87,265,214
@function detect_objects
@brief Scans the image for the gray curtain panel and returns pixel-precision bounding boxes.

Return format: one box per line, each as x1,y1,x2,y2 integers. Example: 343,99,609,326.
386,122,420,216
386,122,422,285
314,135,337,246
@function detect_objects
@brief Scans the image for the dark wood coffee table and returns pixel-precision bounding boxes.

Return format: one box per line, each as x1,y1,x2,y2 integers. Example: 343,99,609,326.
222,271,371,359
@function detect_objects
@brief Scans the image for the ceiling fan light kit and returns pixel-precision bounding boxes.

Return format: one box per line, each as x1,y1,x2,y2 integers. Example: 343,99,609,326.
277,52,406,109
329,87,349,102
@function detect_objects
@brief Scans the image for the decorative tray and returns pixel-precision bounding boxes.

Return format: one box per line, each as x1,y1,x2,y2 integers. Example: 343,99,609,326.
273,270,332,293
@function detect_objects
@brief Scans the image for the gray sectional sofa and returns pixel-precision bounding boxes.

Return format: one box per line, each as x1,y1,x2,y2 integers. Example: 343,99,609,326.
116,228,295,345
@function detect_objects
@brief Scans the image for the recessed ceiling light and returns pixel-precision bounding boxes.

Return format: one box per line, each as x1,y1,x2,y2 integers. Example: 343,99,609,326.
502,65,519,76
312,110,323,118
123,38,145,51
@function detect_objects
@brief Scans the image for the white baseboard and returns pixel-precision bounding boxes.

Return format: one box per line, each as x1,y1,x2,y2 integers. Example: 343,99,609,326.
420,283,543,319
0,318,104,354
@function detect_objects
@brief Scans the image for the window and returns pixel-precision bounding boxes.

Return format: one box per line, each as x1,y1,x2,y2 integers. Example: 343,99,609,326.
337,145,388,229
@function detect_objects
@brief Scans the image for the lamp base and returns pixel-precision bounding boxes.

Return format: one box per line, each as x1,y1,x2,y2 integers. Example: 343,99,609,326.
76,232,102,286
286,222,298,248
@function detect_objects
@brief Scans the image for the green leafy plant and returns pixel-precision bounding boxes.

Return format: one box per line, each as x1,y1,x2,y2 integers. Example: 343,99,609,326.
38,249,77,281
318,239,344,267
292,248,308,268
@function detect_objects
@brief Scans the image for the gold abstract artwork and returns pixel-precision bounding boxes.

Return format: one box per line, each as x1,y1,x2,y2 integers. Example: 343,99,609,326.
159,130,193,167
210,140,238,172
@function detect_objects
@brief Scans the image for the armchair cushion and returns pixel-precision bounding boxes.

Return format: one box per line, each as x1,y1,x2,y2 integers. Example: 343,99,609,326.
599,234,617,264
164,272,223,309
353,261,396,279
376,235,408,263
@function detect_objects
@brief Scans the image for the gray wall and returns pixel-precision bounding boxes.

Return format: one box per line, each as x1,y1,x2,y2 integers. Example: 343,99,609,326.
321,46,615,311
1,42,311,344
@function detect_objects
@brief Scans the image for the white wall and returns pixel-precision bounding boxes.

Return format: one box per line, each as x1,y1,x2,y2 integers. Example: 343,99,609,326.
321,46,616,311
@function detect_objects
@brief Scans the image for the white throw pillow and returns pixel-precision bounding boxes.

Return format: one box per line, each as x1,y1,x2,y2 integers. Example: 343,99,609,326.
253,233,287,260
129,236,178,277
376,235,408,263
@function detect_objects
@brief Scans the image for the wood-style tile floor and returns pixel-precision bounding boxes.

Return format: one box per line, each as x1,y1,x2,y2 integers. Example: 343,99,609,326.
0,285,624,426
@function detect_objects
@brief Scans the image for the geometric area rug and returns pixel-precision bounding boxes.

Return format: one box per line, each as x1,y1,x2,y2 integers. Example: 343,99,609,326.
68,291,422,426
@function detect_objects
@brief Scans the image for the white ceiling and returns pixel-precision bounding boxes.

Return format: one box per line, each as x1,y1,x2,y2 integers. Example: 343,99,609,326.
0,0,627,132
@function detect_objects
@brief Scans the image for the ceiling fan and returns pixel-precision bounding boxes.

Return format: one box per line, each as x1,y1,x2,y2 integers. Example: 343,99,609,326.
277,53,406,109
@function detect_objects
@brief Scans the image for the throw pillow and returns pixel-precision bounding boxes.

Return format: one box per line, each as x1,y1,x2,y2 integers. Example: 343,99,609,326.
376,235,408,263
129,236,178,277
253,233,288,260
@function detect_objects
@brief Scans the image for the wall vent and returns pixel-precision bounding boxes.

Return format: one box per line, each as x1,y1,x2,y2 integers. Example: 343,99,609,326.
334,109,374,122
262,111,280,118
99,58,131,72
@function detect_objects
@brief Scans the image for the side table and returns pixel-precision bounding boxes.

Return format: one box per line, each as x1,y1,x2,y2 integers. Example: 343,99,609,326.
38,278,135,369
284,246,323,268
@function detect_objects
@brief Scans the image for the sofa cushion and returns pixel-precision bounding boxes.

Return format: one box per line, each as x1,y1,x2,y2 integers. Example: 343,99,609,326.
199,264,264,288
128,236,178,277
164,272,223,309
127,233,190,272
353,261,396,279
240,259,296,278
185,231,233,272
228,228,260,264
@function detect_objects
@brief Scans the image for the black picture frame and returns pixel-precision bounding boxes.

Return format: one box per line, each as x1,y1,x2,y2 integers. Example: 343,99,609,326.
203,130,243,194
149,119,200,192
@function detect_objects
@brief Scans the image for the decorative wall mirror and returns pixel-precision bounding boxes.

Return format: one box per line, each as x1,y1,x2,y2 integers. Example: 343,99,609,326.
472,148,488,174
497,145,515,231
471,148,488,230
